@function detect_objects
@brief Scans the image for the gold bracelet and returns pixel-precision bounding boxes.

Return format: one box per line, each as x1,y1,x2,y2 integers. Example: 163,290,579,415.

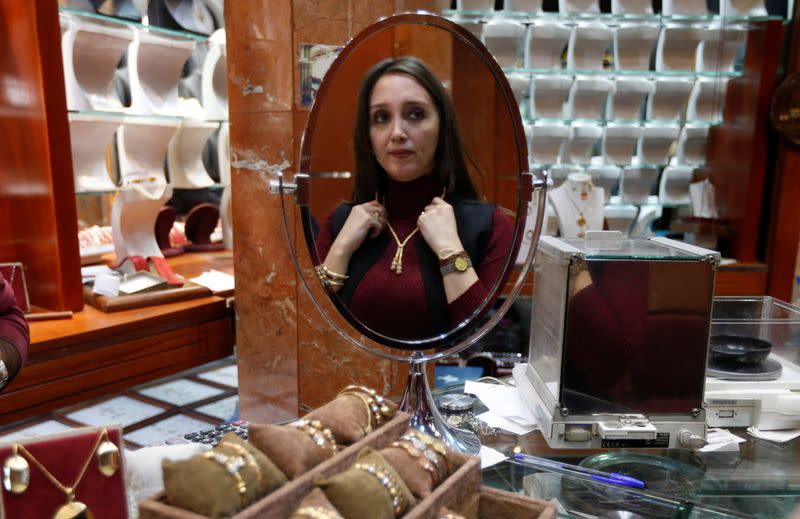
295,506,344,519
389,440,439,486
353,463,406,517
203,451,248,509
217,440,266,490
401,431,450,479
288,419,338,458
338,386,393,428
315,265,349,287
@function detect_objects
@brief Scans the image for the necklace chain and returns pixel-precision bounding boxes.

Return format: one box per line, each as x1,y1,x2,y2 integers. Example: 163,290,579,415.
562,185,592,236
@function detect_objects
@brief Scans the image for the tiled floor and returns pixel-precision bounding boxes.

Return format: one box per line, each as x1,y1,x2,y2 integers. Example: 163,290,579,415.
0,356,239,449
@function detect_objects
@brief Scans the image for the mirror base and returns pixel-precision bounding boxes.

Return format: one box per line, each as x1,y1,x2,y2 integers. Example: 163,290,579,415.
399,355,481,456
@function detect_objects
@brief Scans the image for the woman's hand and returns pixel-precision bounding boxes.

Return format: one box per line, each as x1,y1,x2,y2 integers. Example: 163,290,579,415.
328,200,386,260
417,197,463,255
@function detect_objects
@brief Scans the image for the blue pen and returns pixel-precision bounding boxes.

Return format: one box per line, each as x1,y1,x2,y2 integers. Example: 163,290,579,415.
513,453,646,489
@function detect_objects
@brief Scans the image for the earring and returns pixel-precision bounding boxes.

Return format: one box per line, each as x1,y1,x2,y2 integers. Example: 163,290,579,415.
96,429,120,477
3,444,30,494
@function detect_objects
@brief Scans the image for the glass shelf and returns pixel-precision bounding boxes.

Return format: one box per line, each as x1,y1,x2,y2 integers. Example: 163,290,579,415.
446,9,786,24
525,117,718,127
76,183,225,196
504,67,743,79
59,6,210,42
68,110,227,125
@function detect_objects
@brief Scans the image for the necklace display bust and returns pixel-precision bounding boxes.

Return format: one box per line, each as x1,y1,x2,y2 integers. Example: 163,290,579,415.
549,172,605,238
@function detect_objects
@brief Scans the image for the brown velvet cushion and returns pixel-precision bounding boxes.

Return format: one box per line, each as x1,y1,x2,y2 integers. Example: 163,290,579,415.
216,432,288,493
318,448,415,519
248,423,335,480
290,487,345,519
304,393,372,444
380,444,436,499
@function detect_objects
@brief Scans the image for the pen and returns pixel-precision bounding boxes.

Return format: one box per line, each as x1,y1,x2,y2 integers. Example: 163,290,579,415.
513,453,646,489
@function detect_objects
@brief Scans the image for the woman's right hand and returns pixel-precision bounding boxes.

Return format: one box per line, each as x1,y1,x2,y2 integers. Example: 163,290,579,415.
328,200,386,259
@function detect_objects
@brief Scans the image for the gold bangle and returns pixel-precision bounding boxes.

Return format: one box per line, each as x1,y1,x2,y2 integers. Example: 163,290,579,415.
217,440,266,491
288,419,339,458
339,390,393,430
203,451,248,509
315,265,349,286
353,463,406,517
295,506,344,519
389,440,439,486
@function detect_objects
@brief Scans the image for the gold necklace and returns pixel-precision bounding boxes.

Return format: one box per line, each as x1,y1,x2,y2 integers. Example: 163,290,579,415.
3,428,119,519
563,186,592,237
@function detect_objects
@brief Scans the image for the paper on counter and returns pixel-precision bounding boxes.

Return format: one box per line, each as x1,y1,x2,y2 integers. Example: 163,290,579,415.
190,269,235,292
479,445,508,469
747,427,800,443
464,380,538,427
478,410,537,436
699,428,746,452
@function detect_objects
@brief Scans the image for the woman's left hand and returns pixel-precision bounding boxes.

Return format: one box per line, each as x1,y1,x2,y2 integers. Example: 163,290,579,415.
417,197,464,255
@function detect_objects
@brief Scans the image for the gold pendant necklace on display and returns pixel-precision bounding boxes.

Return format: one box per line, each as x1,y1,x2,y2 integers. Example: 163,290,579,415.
2,429,120,519
565,188,591,237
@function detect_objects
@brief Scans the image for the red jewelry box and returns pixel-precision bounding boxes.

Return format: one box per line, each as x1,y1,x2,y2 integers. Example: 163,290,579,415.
0,263,30,313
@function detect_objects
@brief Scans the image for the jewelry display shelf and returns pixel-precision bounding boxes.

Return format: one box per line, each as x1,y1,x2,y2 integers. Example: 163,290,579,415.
59,6,210,42
446,9,785,23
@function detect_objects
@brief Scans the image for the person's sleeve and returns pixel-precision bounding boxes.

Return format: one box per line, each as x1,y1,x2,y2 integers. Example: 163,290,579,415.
0,273,30,383
315,208,337,261
447,208,515,325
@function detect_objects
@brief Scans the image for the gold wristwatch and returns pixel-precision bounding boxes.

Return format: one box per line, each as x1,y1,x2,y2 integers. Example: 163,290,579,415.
439,250,471,276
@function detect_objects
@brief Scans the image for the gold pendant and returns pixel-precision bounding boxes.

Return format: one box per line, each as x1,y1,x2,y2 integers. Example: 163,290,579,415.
54,500,94,519
2,452,30,494
576,215,586,227
96,438,120,477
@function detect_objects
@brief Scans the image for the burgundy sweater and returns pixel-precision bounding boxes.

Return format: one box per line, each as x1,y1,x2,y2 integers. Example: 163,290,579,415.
316,175,514,339
0,272,29,380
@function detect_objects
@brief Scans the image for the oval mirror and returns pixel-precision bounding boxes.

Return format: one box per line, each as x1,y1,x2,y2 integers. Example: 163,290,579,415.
297,13,531,353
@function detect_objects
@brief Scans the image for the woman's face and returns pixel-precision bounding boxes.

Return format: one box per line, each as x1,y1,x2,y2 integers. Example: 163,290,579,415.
368,73,440,183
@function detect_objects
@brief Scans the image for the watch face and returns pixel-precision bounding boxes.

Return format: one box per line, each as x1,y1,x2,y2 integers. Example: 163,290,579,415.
455,257,469,271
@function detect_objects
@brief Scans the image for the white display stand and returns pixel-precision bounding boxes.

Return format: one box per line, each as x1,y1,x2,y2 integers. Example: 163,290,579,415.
525,21,572,69
506,72,532,114
220,184,233,250
543,202,560,236
505,0,544,13
676,124,710,165
563,123,602,164
659,165,694,206
607,77,653,120
154,0,215,35
661,0,707,16
116,118,180,180
655,24,704,72
638,123,680,165
167,120,219,188
586,158,621,201
68,113,123,193
548,163,585,189
483,18,526,68
111,178,173,264
558,0,599,14
720,0,768,17
202,29,228,120
566,76,614,120
646,77,695,120
128,30,196,115
217,122,231,185
529,122,570,164
697,24,747,73
611,0,653,14
567,23,613,71
613,23,660,71
204,0,225,26
603,205,638,236
602,123,640,165
530,76,572,118
687,77,729,122
60,12,134,111
549,172,605,238
457,0,494,9
449,15,483,41
619,161,660,204
630,203,662,237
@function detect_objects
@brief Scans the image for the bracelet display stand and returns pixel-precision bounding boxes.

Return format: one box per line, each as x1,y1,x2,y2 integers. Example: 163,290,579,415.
686,77,729,122
638,123,680,165
529,122,570,164
549,172,605,238
696,25,747,73
112,178,174,263
611,0,653,14
646,77,694,120
630,203,662,237
676,124,710,165
548,163,584,189
218,122,232,185
128,30,196,115
184,203,224,251
563,123,602,164
482,18,526,68
204,0,225,27
567,23,613,71
661,0,708,16
447,14,483,41
116,118,180,179
619,161,660,204
59,12,134,111
586,158,621,201
148,0,215,35
525,21,572,69
530,76,572,118
505,0,544,13
68,113,123,193
566,76,614,120
457,0,494,10
613,23,659,71
506,72,532,114
202,29,228,120
655,24,704,72
602,123,640,165
167,121,219,188
220,184,233,250
607,77,652,120
659,165,694,206
155,206,186,257
720,0,768,17
603,205,638,236
558,0,600,14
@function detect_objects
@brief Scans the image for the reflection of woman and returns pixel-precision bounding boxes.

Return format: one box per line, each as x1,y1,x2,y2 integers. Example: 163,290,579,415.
315,57,514,340
0,272,29,392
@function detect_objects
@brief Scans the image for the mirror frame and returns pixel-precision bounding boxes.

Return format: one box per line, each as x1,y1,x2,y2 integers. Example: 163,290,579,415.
295,12,531,352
